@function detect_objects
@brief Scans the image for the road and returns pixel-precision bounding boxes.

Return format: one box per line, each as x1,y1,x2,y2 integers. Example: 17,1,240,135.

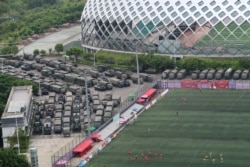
17,25,81,55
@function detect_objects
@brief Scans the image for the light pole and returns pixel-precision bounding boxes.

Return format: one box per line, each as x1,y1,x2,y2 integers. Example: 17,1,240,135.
94,52,96,66
84,71,91,137
15,112,20,155
136,41,140,94
174,41,176,68
1,58,3,73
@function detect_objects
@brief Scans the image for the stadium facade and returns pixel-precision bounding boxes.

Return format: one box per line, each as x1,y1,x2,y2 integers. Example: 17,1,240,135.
80,0,250,55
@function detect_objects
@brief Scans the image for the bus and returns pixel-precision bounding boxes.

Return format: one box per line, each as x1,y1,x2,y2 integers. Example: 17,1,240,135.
136,88,157,104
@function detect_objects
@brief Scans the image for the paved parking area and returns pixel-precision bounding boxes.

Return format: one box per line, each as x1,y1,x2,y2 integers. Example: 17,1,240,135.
17,25,81,55
11,25,161,167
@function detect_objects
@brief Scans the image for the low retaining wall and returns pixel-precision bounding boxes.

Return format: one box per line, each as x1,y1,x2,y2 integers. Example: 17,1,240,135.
77,89,169,167
157,80,250,89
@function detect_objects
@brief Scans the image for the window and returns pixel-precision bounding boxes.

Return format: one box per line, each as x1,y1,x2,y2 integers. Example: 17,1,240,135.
222,0,228,6
123,11,128,17
143,16,150,24
168,6,174,12
174,17,182,24
235,0,241,5
145,1,149,6
138,6,143,11
239,5,246,11
198,1,204,6
223,16,231,25
198,17,206,25
186,17,194,24
210,17,218,25
157,6,163,12
214,6,221,12
178,6,185,13
206,11,213,18
226,6,233,12
163,17,171,24
244,11,250,17
125,16,130,23
165,1,170,6
117,16,122,23
108,11,112,17
210,1,216,6
231,11,238,17
236,16,244,24
175,1,181,6
202,6,209,12
154,1,159,6
160,12,166,18
153,16,160,25
150,12,156,17
171,12,178,18
136,2,140,6
218,11,226,18
194,12,201,18
186,1,192,6
190,6,196,12
147,6,153,12
182,11,189,18
132,11,136,17
129,6,134,12
140,11,145,17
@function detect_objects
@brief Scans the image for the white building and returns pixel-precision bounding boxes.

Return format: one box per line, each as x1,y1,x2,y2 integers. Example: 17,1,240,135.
81,0,250,55
1,86,33,148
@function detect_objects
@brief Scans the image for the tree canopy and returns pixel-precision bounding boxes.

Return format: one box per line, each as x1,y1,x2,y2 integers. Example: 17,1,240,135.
0,149,30,167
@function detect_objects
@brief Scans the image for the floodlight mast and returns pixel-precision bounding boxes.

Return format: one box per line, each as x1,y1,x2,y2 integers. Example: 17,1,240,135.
1,58,3,73
136,41,140,95
84,71,91,137
15,112,20,155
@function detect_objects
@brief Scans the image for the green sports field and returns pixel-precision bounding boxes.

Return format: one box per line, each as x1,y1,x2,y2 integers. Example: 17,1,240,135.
85,89,250,167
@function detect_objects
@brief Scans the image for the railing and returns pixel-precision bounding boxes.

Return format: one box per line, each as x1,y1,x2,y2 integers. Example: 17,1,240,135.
51,76,159,167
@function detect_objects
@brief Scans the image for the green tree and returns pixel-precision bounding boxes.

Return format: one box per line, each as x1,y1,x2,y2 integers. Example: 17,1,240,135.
66,46,83,61
179,57,206,71
55,43,64,54
0,149,30,167
33,49,39,56
40,49,46,55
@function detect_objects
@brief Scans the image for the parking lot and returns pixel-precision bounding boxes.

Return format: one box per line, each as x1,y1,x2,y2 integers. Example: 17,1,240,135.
0,55,160,167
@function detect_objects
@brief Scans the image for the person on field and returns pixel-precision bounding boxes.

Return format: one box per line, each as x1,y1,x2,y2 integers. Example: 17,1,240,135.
160,153,163,158
128,150,131,156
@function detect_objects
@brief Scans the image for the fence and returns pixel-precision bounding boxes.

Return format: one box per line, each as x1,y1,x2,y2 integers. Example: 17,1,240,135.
51,135,83,167
51,77,158,167
157,79,250,90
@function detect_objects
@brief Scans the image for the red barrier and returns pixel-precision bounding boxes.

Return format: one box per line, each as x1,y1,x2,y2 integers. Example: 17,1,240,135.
197,80,212,89
214,80,229,89
181,80,197,88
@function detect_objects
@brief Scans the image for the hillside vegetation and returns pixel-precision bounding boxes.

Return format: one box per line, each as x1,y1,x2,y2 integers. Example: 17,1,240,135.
0,0,85,54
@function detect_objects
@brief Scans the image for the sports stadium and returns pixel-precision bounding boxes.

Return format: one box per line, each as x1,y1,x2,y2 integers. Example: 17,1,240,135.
80,0,250,55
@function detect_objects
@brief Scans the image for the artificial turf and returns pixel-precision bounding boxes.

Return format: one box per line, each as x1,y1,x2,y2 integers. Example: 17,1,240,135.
85,89,250,167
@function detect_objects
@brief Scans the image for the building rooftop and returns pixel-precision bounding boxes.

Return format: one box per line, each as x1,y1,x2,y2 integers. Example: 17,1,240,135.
2,86,32,119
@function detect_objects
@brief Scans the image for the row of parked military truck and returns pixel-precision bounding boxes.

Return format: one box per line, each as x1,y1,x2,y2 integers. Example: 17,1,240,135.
32,87,122,137
162,68,250,80
0,56,154,94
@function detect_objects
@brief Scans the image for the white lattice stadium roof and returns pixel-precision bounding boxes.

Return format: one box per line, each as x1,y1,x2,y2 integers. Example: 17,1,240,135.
80,0,250,55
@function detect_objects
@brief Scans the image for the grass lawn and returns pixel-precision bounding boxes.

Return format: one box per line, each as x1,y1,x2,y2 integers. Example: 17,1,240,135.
85,89,250,167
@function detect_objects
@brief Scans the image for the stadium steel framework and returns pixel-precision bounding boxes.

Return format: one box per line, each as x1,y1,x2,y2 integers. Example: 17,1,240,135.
80,0,250,55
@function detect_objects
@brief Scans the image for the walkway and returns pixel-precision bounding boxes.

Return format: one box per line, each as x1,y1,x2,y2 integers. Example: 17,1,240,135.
69,103,144,166
17,25,81,55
